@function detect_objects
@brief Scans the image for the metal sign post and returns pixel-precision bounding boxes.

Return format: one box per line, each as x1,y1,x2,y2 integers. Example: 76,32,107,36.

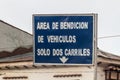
33,14,97,65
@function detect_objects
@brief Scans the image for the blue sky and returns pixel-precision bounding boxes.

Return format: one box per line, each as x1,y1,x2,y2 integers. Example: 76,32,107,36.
0,0,120,56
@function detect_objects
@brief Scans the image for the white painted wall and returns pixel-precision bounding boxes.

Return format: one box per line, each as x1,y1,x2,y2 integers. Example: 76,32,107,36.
97,66,105,80
0,66,95,80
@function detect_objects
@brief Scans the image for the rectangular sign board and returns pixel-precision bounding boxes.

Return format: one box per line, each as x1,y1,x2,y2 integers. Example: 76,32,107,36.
33,14,97,65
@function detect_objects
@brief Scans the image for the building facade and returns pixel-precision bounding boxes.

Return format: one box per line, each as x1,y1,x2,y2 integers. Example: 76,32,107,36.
0,20,120,80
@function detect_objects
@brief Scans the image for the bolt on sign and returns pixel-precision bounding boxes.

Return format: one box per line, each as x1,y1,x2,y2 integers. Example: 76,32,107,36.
33,14,97,65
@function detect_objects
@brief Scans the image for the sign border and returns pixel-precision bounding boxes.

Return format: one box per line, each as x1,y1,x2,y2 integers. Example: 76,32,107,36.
33,14,97,65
